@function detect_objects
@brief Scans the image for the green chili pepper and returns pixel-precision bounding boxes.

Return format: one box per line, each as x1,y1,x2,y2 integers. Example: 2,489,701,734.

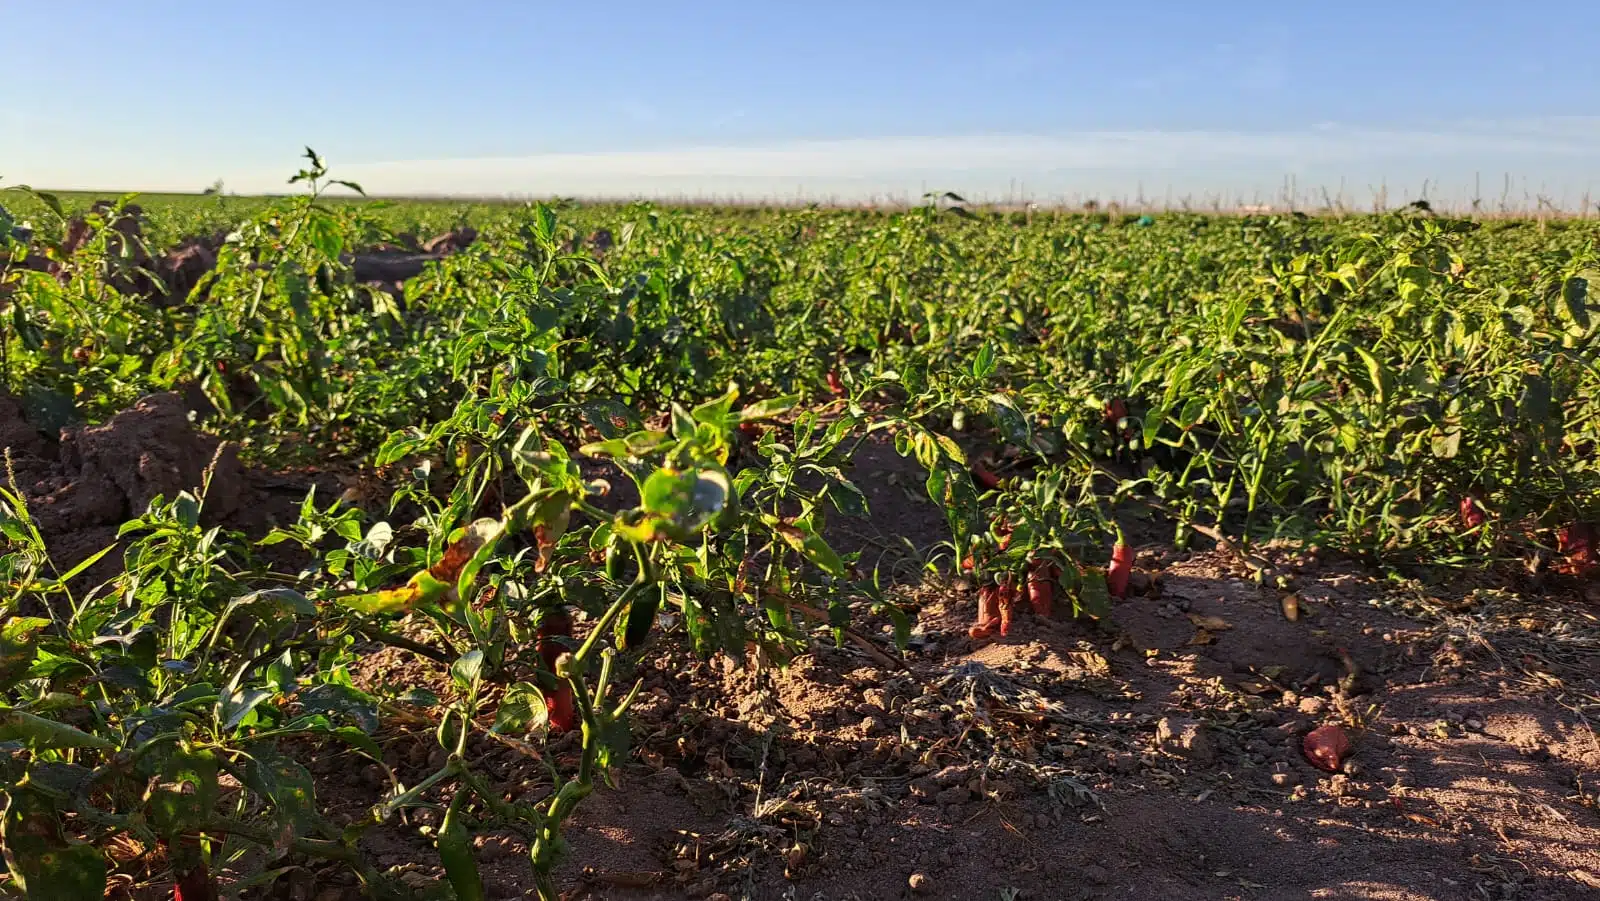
604,537,626,581
621,583,664,651
437,790,485,901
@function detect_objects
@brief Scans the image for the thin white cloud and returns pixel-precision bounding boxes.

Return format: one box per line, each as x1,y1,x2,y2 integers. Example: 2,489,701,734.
14,118,1600,206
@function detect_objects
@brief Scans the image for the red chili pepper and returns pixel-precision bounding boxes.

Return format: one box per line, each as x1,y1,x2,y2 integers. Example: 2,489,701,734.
1105,398,1128,424
996,574,1019,636
1558,522,1596,576
993,516,1012,551
537,607,577,732
826,370,845,396
546,682,578,733
1026,559,1058,617
1459,495,1485,531
171,852,217,901
968,585,1001,639
1107,540,1133,599
1302,724,1352,773
972,460,1001,490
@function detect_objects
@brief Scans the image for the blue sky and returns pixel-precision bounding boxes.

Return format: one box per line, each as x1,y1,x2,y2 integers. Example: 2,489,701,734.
4,1,1599,206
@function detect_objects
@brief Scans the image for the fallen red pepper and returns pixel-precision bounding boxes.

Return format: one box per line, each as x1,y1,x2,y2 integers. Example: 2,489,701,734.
968,585,1001,639
826,370,845,396
1459,494,1485,531
996,574,1019,636
1302,723,1353,773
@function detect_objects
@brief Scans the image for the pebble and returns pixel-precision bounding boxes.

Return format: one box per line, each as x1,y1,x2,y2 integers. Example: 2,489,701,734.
1155,716,1216,765
400,871,435,890
908,872,934,894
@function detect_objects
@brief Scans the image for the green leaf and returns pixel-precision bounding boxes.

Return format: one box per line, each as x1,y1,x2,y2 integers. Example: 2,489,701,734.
491,682,549,737
1561,276,1589,329
221,688,274,732
1354,347,1392,407
690,384,740,430
1078,570,1112,620
0,618,50,691
1431,429,1462,460
971,342,998,380
5,839,106,901
1519,375,1552,424
988,393,1032,448
240,750,318,834
304,211,344,261
451,649,485,691
148,748,219,836
0,707,116,751
579,398,644,439
296,683,379,733
739,394,799,422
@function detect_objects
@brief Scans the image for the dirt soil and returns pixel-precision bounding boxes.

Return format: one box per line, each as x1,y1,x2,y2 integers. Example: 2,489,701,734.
305,546,1600,901
314,440,1600,901
4,400,1597,900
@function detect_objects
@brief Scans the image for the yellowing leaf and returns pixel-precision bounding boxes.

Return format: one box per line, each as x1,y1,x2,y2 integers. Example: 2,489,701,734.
338,570,451,615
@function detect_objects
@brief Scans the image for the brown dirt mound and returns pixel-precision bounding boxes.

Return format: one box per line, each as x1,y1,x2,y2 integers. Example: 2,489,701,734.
2,391,248,579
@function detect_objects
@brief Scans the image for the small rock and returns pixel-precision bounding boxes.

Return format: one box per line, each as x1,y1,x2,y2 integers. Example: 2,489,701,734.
1270,771,1298,787
908,872,934,895
1035,813,1053,829
1155,716,1217,765
400,871,434,890
1342,759,1364,778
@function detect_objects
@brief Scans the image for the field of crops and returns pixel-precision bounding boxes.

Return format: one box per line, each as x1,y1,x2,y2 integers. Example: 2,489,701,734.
2,157,1599,900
